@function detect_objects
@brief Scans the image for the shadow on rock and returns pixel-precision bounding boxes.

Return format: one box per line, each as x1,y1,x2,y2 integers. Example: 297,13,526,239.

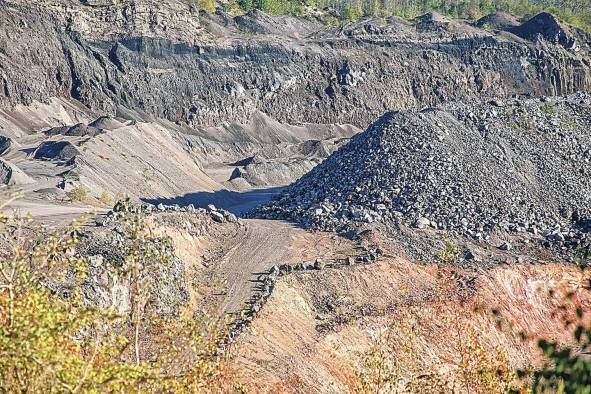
142,186,284,216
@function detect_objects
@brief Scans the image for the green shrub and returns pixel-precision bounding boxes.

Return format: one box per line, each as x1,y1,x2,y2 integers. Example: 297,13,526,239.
239,0,254,12
99,191,112,206
200,0,216,13
532,323,591,394
541,104,556,115
437,238,460,265
67,186,89,202
0,202,236,392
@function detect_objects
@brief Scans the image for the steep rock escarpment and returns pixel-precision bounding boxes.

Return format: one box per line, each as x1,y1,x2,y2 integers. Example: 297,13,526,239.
0,1,590,128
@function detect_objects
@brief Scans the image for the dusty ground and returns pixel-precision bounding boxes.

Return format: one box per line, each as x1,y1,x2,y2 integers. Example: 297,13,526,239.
153,213,361,316
214,219,359,314
232,256,590,393
4,199,102,219
0,98,355,211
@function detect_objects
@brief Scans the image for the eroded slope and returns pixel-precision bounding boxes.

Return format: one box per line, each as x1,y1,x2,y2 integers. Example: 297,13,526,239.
1,1,590,128
234,256,590,393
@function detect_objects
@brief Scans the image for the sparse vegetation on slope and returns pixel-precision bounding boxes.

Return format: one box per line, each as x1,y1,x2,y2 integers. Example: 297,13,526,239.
1,197,590,392
354,269,523,393
217,0,591,30
0,200,238,393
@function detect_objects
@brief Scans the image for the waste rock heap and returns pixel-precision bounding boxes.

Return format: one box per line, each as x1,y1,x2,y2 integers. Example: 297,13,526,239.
254,94,591,242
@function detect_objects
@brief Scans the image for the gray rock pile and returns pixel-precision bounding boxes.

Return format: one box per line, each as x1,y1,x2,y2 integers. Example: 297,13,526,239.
96,199,239,228
509,12,578,49
33,141,81,162
475,12,520,30
0,158,34,186
44,123,104,137
254,94,591,241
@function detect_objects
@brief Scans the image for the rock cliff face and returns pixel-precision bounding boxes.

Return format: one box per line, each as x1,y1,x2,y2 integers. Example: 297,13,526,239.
1,0,590,128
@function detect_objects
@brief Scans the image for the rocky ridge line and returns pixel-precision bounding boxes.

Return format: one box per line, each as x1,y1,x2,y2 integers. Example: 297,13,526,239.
1,2,590,128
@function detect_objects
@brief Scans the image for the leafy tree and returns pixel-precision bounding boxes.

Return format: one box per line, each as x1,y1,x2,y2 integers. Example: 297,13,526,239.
343,0,364,20
239,0,254,12
526,242,591,394
533,324,591,394
313,0,590,30
0,199,237,392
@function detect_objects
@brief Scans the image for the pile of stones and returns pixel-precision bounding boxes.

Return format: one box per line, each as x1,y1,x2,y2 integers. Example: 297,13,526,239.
227,246,382,341
95,200,238,227
254,94,591,243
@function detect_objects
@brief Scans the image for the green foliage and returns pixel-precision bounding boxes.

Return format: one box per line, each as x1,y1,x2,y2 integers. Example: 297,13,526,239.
67,185,89,202
355,335,400,393
239,0,254,12
541,103,557,115
227,0,591,32
518,241,591,394
99,191,112,206
220,0,240,13
250,0,304,14
343,1,363,20
355,307,518,393
533,326,591,394
0,209,149,392
0,200,236,392
437,238,460,265
0,288,151,392
200,0,217,12
457,326,518,393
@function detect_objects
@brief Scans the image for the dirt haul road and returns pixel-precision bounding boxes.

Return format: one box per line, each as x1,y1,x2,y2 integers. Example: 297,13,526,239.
216,218,359,315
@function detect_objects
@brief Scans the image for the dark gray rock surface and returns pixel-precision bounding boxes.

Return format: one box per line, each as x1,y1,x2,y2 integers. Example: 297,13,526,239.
44,123,103,137
509,12,579,49
0,135,11,156
253,94,591,242
475,12,520,30
33,140,81,161
1,1,590,129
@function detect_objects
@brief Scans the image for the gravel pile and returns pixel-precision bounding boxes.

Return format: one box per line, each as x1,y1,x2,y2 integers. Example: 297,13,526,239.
254,94,591,241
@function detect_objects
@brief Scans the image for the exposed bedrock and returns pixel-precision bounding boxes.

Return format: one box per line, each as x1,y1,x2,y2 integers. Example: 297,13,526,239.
0,1,590,128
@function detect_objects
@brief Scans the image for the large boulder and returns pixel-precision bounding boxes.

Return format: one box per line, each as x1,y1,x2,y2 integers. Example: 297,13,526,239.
0,158,34,186
45,123,103,137
33,141,81,161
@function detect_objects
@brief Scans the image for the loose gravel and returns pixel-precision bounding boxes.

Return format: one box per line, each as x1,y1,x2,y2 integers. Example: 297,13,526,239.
254,94,591,243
